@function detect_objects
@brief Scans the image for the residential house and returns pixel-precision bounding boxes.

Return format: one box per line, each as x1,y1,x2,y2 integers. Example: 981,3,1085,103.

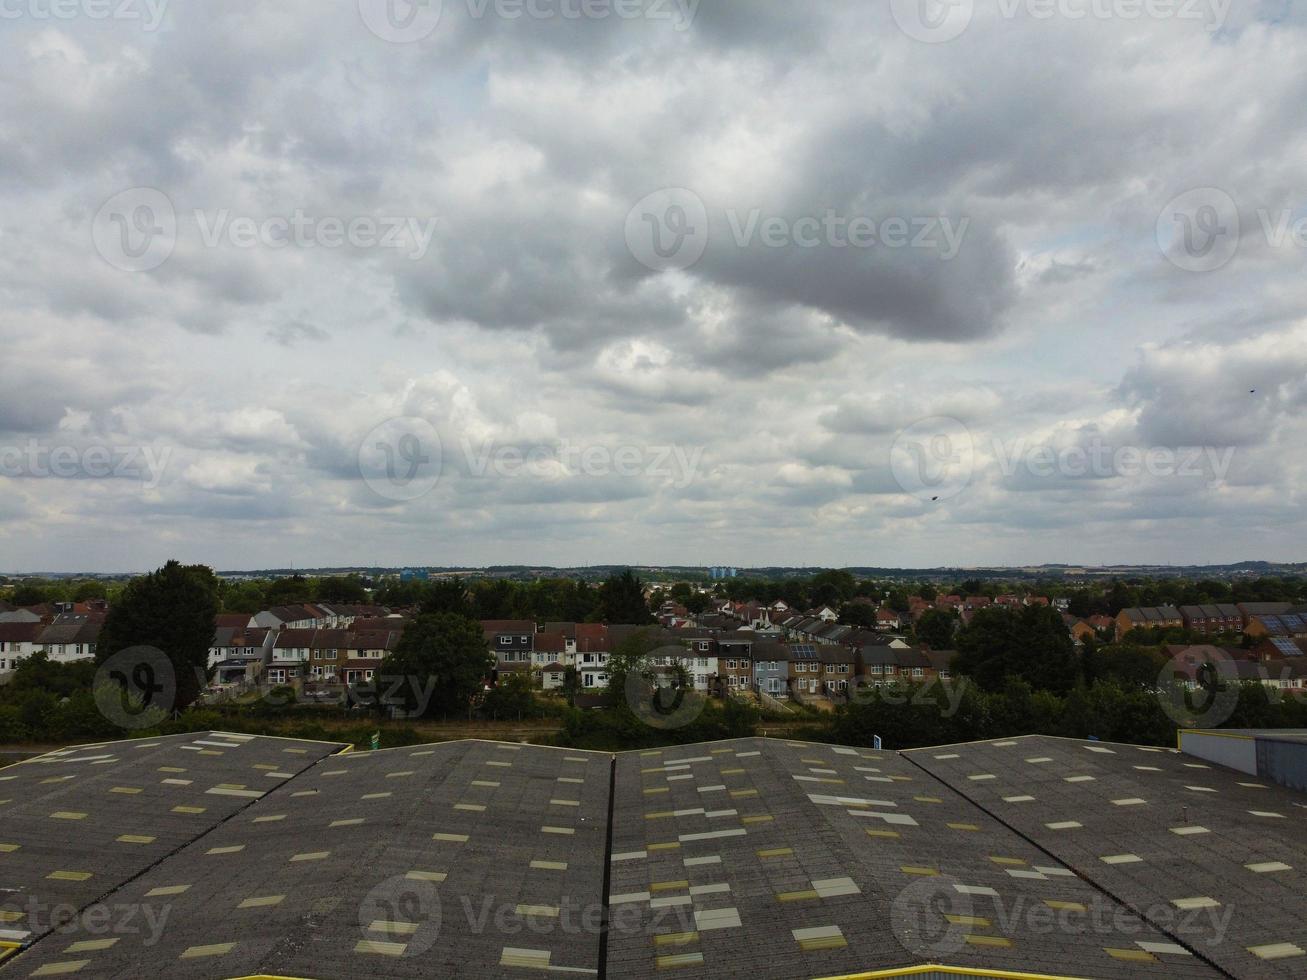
1245,612,1307,640
531,632,568,671
875,608,902,630
751,641,790,697
717,647,752,694
1237,602,1293,627
789,645,823,697
1064,615,1097,646
1179,604,1243,635
36,614,102,664
818,645,856,696
210,627,274,684
1115,606,1183,640
923,649,955,681
858,645,946,686
1166,646,1307,694
0,622,44,673
252,604,327,630
575,623,611,688
858,646,902,686
1087,614,1115,633
306,628,352,682
267,629,317,684
891,647,932,684
541,663,569,691
340,628,402,685
1251,636,1307,662
483,620,537,671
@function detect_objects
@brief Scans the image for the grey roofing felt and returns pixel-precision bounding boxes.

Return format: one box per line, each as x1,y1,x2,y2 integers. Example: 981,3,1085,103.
607,739,1217,980
0,732,343,947
2,733,1307,978
906,734,1307,979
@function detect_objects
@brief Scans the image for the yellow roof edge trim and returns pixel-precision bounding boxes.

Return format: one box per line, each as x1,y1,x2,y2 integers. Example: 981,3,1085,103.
227,975,320,979
812,965,1093,980
1178,728,1255,742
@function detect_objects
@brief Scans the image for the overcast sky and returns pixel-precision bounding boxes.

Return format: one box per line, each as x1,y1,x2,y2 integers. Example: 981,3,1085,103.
1,0,1305,573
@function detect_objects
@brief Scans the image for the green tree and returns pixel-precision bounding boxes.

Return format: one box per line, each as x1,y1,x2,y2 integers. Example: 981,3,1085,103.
420,578,472,617
838,603,876,628
596,570,654,624
481,671,539,719
954,605,1079,696
72,581,108,602
97,561,219,710
10,584,48,606
377,614,493,717
561,666,581,707
264,575,311,606
915,608,958,649
315,575,367,604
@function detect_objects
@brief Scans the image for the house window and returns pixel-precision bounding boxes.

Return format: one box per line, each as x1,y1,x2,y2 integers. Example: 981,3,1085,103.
912,667,924,678
698,641,709,651
870,665,883,675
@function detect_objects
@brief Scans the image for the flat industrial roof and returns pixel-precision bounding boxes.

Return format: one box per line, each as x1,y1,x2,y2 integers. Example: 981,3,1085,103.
1,733,1304,978
906,733,1307,979
0,732,343,948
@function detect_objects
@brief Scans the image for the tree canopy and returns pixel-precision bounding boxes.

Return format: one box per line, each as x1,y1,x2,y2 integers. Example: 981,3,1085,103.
954,605,1079,695
97,561,219,710
377,613,494,717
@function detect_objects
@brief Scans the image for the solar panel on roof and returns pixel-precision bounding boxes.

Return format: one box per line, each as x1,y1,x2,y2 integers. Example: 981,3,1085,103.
1271,637,1302,656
